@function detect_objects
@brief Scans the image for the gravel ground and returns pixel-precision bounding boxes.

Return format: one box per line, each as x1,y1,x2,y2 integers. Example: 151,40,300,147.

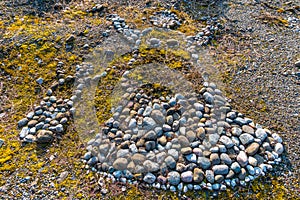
0,0,299,199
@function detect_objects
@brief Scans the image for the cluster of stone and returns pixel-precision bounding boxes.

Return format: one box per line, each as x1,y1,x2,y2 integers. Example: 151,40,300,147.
17,96,74,143
187,18,223,46
83,78,284,192
149,10,182,29
17,62,75,143
106,12,223,48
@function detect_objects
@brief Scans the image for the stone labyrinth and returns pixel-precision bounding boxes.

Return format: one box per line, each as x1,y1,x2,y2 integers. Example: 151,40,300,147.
17,14,285,194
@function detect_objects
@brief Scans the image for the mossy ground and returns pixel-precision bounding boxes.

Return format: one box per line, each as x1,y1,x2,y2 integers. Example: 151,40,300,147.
0,0,299,199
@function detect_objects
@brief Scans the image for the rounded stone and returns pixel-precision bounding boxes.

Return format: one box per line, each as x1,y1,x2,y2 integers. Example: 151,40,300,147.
210,153,220,165
219,135,234,148
143,160,160,172
167,171,181,185
205,170,215,183
220,153,232,165
239,133,254,145
143,173,156,184
232,127,242,136
36,130,53,143
245,142,260,156
237,151,248,167
181,147,192,155
274,143,284,155
231,162,241,174
212,165,229,175
165,156,176,169
186,131,196,142
242,125,254,134
113,158,128,170
197,157,211,170
248,156,258,166
255,128,267,141
181,171,193,183
178,135,189,147
193,168,204,183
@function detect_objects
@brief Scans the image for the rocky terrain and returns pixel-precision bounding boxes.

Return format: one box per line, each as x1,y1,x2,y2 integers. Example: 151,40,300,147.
0,0,299,199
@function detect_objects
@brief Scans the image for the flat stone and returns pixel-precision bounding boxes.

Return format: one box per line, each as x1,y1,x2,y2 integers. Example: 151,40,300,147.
157,175,167,184
234,117,247,126
227,111,236,119
237,151,248,167
181,171,193,183
212,165,229,175
26,112,35,119
145,141,156,151
149,38,160,46
197,157,211,170
242,125,254,134
245,142,260,156
132,153,146,164
246,165,255,175
128,118,137,129
239,133,254,145
167,171,181,185
143,106,152,117
143,172,156,184
176,163,187,172
156,152,166,164
113,158,128,170
219,136,234,148
28,120,38,128
181,147,192,155
166,115,173,125
194,103,204,111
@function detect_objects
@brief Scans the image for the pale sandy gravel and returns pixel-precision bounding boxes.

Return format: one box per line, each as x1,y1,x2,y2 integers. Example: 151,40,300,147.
214,0,300,196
